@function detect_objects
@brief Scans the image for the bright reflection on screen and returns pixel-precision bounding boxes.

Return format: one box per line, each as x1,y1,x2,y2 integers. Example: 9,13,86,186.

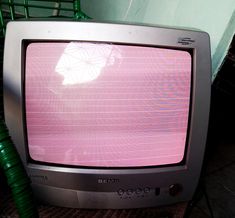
25,42,191,167
55,43,120,85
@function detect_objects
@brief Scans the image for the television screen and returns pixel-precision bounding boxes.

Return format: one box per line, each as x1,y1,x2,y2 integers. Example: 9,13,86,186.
4,21,211,209
26,42,191,167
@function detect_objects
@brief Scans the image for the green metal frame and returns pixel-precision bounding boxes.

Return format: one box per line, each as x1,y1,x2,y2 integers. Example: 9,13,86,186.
0,0,90,38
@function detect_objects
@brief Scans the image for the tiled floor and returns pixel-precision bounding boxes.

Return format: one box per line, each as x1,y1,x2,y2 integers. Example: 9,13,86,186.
189,141,235,218
189,140,235,218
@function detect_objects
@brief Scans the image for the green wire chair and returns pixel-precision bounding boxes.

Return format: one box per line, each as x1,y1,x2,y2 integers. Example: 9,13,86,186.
0,0,90,38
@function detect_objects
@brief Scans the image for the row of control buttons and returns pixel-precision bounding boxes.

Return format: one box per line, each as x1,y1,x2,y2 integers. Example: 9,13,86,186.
117,184,182,197
117,187,150,196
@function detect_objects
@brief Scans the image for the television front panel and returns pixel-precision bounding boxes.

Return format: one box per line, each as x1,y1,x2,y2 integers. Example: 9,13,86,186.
4,21,211,209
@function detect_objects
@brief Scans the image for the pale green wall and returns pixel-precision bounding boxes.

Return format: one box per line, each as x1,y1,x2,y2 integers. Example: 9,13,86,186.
81,0,235,80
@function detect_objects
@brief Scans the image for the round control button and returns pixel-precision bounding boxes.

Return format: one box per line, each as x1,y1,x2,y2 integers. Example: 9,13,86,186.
127,189,133,195
135,188,142,194
144,187,150,193
117,189,125,196
169,184,182,196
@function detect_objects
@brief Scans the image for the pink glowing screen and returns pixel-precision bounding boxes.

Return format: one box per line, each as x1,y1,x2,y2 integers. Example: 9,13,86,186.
25,42,191,167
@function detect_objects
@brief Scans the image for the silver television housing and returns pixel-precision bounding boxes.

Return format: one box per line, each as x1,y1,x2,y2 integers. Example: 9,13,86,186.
3,21,211,209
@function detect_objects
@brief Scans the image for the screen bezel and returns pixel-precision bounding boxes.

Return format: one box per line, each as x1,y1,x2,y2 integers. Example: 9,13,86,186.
3,21,211,190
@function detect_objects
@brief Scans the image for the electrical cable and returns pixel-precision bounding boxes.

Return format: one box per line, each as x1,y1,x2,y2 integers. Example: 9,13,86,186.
184,180,214,218
202,183,214,218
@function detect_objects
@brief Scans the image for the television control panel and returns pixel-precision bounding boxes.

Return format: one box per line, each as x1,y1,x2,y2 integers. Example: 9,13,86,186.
116,184,182,200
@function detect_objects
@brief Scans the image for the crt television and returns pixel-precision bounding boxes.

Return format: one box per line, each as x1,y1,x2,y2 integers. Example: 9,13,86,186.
3,21,211,209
